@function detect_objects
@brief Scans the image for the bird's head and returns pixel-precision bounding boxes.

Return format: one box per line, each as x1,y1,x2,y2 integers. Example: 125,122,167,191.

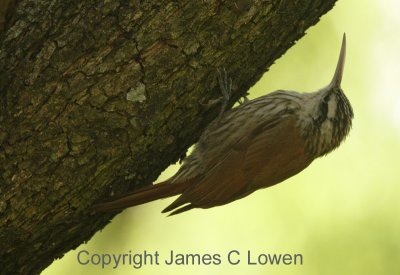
310,34,354,156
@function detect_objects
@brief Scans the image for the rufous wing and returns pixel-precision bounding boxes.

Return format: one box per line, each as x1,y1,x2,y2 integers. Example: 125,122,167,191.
163,115,306,215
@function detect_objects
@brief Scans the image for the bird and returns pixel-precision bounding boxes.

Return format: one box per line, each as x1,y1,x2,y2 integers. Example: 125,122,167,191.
93,34,353,216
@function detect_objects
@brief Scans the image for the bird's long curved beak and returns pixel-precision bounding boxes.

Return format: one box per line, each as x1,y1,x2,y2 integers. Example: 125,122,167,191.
329,33,346,89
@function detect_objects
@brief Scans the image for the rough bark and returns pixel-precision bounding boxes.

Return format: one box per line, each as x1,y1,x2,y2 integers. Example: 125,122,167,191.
0,0,337,273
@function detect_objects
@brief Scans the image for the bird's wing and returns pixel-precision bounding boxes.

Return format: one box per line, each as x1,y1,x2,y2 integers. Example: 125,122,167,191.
163,114,299,215
242,115,310,190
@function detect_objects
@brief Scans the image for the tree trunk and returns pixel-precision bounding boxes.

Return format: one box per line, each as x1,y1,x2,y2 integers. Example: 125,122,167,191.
0,0,337,273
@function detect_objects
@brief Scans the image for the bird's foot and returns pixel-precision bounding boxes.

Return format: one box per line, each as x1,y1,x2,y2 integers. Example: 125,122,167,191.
217,68,248,107
198,67,232,118
216,67,232,118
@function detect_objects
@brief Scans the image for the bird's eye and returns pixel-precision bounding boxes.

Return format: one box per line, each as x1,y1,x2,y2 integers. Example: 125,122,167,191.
322,94,330,103
316,95,329,124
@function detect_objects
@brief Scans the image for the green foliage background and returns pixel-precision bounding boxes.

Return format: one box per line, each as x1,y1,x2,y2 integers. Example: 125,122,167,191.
44,0,400,274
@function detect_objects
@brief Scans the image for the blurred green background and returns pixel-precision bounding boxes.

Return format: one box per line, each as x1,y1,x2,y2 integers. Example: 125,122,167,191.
43,0,400,274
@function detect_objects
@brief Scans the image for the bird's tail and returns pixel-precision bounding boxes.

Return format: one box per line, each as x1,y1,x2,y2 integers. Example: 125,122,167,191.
92,180,189,212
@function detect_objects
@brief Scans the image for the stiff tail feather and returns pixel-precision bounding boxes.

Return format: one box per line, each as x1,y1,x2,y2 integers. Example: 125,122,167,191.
92,180,189,212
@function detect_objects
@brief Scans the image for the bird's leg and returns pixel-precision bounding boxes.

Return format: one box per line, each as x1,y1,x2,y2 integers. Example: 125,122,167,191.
216,68,249,108
217,68,249,107
199,68,232,118
200,68,249,117
217,67,232,118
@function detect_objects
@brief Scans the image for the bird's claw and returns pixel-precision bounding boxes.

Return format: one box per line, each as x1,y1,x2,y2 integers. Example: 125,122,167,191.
198,68,233,119
217,67,232,118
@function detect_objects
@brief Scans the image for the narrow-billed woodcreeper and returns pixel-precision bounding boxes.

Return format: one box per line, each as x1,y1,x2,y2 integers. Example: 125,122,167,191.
93,34,353,216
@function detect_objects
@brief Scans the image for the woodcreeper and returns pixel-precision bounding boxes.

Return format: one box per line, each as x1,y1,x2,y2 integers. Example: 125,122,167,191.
93,34,353,216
